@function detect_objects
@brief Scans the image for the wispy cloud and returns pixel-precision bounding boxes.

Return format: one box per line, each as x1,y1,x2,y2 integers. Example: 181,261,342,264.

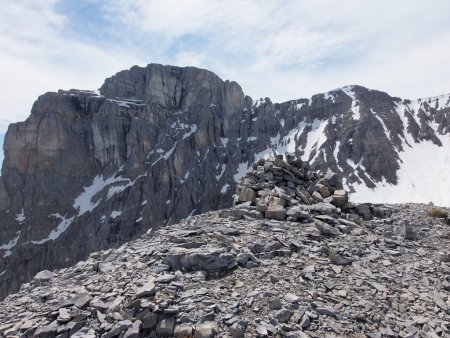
0,0,142,132
1,0,450,134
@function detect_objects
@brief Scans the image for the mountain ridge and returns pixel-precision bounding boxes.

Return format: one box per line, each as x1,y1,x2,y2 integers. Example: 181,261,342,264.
0,63,449,299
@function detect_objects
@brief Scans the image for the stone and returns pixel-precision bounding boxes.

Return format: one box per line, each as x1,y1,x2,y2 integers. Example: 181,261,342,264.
142,312,158,329
105,320,133,337
123,320,142,338
355,204,373,220
329,254,353,266
135,278,156,298
34,320,59,337
156,317,175,337
268,297,282,310
194,322,217,338
404,223,419,240
229,320,247,338
174,325,193,337
314,219,340,236
255,323,268,336
265,205,286,221
299,315,310,329
316,184,331,198
155,274,176,283
238,187,256,203
275,308,293,322
34,270,54,282
284,293,299,303
315,306,339,317
306,202,338,215
73,293,92,309
166,247,235,272
285,206,311,220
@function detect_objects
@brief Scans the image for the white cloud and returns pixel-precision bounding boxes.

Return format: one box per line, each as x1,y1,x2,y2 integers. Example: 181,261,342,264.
0,0,143,133
100,0,450,101
1,0,450,135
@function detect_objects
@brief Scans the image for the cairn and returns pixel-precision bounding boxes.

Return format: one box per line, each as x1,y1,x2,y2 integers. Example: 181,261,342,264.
233,154,349,222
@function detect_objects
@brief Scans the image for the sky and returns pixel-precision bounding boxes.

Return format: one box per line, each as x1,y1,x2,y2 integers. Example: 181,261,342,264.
0,0,450,160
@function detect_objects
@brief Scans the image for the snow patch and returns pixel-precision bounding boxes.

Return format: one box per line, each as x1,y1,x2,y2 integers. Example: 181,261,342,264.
234,162,249,183
110,211,121,219
216,164,226,180
32,214,74,245
0,231,21,257
73,174,134,216
221,183,230,194
301,119,328,162
323,91,336,102
341,86,361,120
220,137,229,148
15,209,25,223
107,97,146,108
333,141,340,163
350,134,450,206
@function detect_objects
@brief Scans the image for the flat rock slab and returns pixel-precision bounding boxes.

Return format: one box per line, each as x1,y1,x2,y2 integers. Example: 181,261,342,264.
166,247,235,272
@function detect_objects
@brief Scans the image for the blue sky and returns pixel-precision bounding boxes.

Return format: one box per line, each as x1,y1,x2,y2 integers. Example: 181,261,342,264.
1,0,450,166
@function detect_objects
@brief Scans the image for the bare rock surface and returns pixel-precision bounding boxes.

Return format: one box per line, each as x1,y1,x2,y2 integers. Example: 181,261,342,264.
0,188,449,336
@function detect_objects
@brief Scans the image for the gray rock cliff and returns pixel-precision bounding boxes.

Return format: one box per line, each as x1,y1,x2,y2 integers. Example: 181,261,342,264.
0,64,449,299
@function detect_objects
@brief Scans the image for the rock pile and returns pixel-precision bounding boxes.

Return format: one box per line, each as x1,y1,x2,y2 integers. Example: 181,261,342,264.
233,155,387,223
0,205,449,337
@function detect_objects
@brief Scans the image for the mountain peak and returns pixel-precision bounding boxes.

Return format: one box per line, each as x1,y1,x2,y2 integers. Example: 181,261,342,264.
0,64,449,300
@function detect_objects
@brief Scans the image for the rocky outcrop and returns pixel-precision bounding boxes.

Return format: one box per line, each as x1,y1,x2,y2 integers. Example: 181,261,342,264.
0,195,448,336
0,64,449,299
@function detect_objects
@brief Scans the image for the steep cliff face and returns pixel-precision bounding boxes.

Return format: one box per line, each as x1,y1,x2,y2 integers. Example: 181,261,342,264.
0,64,449,299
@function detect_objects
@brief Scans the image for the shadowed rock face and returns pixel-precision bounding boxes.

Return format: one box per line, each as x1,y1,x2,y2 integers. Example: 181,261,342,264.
0,64,449,299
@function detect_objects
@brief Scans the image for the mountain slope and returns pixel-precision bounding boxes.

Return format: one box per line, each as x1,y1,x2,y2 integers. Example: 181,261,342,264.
0,64,449,299
0,156,449,337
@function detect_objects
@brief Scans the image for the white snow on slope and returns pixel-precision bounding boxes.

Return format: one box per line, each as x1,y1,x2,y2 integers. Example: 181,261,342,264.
73,174,133,216
110,211,121,219
350,134,450,206
15,209,25,223
107,97,146,108
221,183,230,194
221,137,229,148
32,214,75,245
0,231,21,257
418,93,450,110
216,164,226,181
301,120,328,162
234,162,249,183
341,86,361,120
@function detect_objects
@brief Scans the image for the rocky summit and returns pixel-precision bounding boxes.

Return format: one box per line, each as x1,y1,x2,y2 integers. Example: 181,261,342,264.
0,63,449,300
0,156,449,338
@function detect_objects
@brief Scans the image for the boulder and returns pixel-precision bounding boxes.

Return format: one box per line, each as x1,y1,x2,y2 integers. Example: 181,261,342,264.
34,270,54,282
238,187,256,203
166,247,235,272
265,205,286,221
